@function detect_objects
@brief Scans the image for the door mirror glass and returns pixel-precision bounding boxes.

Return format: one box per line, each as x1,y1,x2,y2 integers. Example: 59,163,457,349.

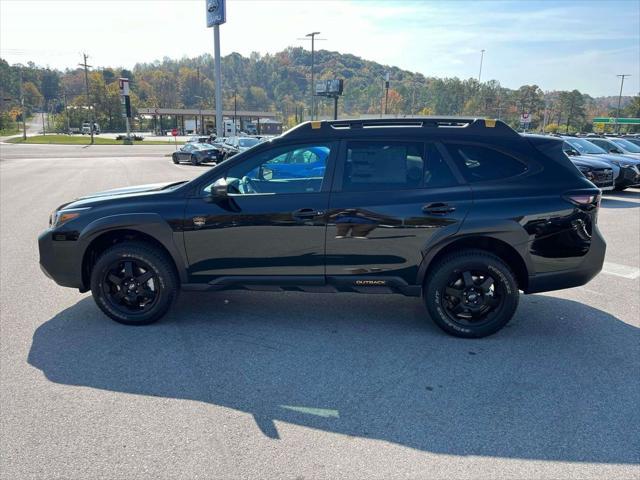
261,166,273,180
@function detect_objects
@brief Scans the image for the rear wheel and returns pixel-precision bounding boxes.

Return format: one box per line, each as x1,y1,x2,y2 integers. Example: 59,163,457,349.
424,249,519,338
90,242,178,325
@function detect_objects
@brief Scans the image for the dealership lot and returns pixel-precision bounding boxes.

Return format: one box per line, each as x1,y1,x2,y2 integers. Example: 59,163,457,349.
1,144,639,479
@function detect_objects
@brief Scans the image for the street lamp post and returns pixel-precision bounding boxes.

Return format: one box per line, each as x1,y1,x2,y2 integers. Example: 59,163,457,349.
616,74,631,133
478,49,485,83
307,32,320,120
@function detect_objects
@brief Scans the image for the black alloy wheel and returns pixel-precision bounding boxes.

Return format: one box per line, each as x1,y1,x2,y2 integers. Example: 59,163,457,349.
441,269,501,325
424,249,519,338
90,242,178,325
101,258,159,316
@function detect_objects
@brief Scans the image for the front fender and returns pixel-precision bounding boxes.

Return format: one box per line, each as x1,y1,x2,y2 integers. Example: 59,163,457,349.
78,213,188,286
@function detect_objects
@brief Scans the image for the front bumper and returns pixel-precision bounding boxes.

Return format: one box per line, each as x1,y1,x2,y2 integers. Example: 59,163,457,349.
38,229,84,290
616,165,640,188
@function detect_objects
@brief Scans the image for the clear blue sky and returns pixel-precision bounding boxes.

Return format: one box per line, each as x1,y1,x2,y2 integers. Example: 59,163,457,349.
1,0,639,96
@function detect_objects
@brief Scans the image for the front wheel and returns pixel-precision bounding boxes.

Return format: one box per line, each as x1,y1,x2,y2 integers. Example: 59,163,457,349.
423,249,519,338
90,242,178,325
190,154,199,166
172,153,179,164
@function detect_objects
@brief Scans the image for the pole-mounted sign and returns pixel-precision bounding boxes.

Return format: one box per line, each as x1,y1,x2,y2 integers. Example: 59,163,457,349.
119,77,132,142
118,77,130,96
206,0,225,136
206,0,226,26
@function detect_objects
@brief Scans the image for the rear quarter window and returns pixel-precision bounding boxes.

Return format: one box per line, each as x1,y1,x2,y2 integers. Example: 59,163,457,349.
445,144,528,182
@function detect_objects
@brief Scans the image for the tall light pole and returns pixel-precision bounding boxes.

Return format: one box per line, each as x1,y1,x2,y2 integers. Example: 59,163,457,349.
616,74,631,133
301,31,321,121
478,49,485,83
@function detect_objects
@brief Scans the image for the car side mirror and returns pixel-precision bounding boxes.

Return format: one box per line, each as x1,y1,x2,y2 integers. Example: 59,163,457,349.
566,149,578,156
211,178,228,197
610,148,622,154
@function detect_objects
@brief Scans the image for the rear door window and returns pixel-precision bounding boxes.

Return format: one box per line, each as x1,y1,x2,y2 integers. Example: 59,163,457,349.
445,144,528,182
342,141,424,191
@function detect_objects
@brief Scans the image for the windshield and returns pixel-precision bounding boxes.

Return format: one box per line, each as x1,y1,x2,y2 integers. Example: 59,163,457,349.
564,138,607,155
238,138,260,148
609,138,640,153
198,143,216,149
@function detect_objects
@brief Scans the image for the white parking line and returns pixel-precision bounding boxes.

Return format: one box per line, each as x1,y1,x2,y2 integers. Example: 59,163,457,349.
602,261,640,279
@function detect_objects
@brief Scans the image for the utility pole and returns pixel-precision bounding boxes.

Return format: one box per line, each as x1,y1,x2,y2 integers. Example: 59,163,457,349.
383,71,390,116
62,90,70,134
307,32,320,120
616,74,631,133
478,49,486,83
233,89,237,131
79,53,94,144
19,68,26,140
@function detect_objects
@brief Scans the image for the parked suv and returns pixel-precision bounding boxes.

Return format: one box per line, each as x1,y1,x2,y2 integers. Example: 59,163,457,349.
39,118,606,338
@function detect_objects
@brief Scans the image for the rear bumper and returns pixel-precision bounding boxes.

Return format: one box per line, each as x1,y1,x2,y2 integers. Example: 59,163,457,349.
38,229,84,290
525,225,606,294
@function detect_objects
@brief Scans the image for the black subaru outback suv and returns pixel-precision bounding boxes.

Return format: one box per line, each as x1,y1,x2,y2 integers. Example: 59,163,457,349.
39,118,605,338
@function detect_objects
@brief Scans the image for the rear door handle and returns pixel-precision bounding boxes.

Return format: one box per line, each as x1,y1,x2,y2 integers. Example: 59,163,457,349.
293,208,323,218
422,203,456,215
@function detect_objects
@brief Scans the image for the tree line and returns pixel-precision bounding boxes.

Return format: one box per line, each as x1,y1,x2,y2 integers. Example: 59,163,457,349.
1,48,638,133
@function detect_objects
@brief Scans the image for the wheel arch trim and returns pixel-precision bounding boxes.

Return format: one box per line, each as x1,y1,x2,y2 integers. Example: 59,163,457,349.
78,213,188,289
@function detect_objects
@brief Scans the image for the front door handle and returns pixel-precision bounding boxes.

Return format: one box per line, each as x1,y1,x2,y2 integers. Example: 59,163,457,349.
292,208,323,218
422,203,456,215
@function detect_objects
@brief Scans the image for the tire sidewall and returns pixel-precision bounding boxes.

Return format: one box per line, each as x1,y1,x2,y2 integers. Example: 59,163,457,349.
90,246,176,325
425,253,519,338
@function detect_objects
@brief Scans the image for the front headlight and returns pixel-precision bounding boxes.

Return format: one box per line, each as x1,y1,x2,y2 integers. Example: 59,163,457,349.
49,208,91,227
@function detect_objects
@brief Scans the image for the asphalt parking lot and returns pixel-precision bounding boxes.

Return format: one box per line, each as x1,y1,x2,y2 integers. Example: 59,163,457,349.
1,144,639,480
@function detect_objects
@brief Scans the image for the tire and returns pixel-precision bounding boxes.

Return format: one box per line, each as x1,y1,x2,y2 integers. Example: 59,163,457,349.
423,249,519,338
172,153,179,164
614,186,628,191
90,241,178,326
190,154,199,166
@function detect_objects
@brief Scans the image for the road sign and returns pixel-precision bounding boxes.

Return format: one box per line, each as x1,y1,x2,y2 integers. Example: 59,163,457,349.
593,117,640,125
118,78,129,96
206,0,226,26
520,112,531,124
171,128,178,137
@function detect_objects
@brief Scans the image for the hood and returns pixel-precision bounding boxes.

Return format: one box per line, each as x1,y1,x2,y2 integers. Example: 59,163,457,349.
78,182,181,199
570,157,612,169
57,181,186,211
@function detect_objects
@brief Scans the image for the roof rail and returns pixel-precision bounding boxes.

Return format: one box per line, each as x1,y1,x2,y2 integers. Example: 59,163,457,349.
283,117,518,138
